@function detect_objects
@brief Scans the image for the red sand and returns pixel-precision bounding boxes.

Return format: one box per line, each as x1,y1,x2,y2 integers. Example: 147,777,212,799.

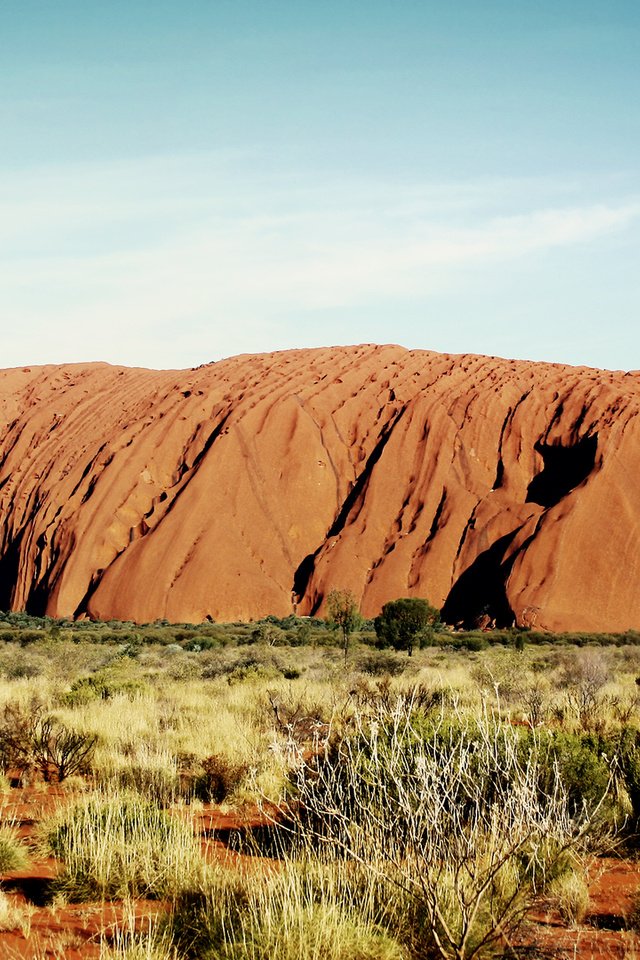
1,782,638,959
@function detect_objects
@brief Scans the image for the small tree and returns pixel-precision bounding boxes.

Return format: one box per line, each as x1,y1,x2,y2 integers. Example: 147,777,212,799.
326,589,362,663
374,597,440,656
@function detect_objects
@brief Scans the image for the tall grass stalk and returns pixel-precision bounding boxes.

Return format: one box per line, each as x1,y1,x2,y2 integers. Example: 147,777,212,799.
0,824,29,873
100,903,180,960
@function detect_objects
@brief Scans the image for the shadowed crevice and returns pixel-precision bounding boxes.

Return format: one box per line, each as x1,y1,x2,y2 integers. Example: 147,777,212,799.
441,529,520,629
1,875,56,907
0,533,23,610
426,487,447,547
326,405,407,540
526,433,598,508
291,406,407,605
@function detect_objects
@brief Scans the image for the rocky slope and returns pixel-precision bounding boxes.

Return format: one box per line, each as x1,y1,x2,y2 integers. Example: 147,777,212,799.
1,345,639,631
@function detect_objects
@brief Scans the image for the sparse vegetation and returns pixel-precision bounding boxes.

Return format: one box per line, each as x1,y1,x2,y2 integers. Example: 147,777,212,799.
0,611,637,957
0,825,29,873
326,589,363,662
546,862,591,925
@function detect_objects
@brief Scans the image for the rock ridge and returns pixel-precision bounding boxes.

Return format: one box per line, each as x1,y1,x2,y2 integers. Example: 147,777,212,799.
0,345,638,631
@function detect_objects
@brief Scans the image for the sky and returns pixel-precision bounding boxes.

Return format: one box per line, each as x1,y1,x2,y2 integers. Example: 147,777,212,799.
1,0,639,371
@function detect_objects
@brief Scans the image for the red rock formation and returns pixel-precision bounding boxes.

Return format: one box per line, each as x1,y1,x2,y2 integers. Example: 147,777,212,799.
1,346,639,631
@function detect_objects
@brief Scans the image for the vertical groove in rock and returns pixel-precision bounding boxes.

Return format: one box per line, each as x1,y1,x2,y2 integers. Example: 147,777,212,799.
0,347,638,630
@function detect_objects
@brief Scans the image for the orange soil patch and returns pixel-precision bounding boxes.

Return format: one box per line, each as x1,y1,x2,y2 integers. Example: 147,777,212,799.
514,857,640,960
1,782,639,959
0,784,281,958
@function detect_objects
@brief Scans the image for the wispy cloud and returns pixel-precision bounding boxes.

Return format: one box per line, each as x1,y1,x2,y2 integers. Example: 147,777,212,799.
1,155,639,368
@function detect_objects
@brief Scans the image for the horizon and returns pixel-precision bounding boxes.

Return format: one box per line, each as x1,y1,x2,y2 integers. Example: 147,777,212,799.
3,341,638,377
2,1,639,372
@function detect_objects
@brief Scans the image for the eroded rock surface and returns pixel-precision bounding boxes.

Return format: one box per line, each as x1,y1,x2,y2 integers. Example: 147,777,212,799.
1,346,638,630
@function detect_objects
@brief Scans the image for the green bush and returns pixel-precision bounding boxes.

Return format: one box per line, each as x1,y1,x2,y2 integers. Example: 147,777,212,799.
607,726,640,834
63,671,146,706
168,865,406,960
227,662,283,684
518,729,615,825
182,636,221,652
374,597,440,656
357,651,406,677
288,707,592,960
0,652,43,679
112,762,181,807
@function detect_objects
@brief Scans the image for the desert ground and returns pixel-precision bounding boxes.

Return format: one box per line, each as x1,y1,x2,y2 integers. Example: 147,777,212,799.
0,613,638,958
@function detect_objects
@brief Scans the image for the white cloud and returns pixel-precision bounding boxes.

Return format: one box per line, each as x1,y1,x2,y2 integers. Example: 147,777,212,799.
1,155,639,368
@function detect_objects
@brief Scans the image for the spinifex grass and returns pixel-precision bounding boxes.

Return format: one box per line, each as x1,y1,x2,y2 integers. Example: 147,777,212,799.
0,824,29,873
0,890,33,936
42,790,206,901
168,857,408,960
99,903,181,960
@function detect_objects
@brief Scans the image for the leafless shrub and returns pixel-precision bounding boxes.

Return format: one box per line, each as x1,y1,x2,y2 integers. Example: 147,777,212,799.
194,753,248,803
560,651,611,731
277,703,606,960
610,691,640,725
348,676,443,716
521,683,549,728
0,703,97,782
470,655,524,707
265,688,331,765
31,716,98,782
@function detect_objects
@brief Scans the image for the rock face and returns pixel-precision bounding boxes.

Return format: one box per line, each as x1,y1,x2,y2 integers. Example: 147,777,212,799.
0,345,639,631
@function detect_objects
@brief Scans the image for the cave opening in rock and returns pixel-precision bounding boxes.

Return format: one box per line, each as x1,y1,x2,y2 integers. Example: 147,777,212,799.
441,530,517,629
526,433,598,508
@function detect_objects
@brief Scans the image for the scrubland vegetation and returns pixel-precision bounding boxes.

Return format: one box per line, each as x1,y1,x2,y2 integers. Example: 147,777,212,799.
0,609,639,957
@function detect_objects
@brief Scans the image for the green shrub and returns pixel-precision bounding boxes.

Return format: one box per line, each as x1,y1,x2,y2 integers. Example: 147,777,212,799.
456,635,489,652
521,729,612,821
607,726,640,834
357,651,406,677
288,706,598,960
374,597,440,656
0,653,42,679
285,624,312,646
227,663,282,684
168,864,407,960
18,630,45,646
63,671,146,706
182,636,220,652
112,761,181,807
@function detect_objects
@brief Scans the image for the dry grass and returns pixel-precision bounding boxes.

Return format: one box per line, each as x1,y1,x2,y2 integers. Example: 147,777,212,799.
0,890,33,936
40,789,207,900
0,632,638,958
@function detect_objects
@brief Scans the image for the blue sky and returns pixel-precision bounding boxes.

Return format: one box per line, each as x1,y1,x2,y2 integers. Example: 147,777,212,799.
1,0,639,370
